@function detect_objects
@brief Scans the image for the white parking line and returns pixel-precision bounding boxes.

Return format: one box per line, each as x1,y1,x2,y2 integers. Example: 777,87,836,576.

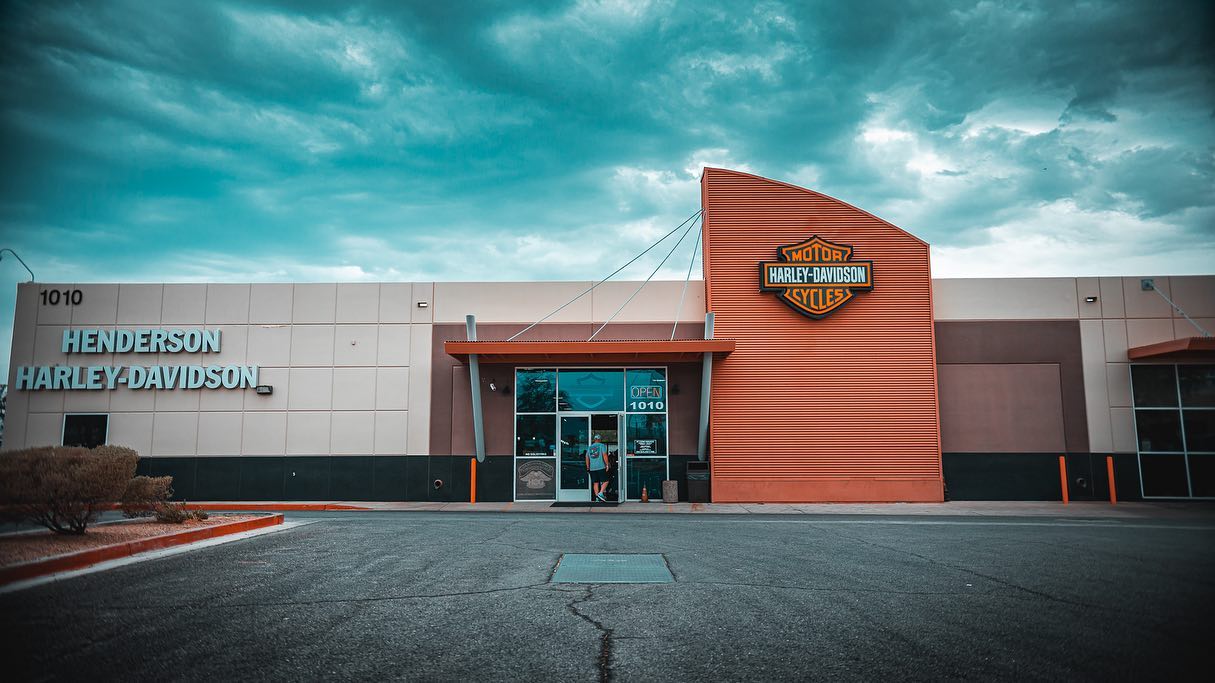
0,520,317,595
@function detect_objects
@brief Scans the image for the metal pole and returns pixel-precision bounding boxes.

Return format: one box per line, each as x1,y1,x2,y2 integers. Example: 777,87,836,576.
697,312,714,461
466,315,486,463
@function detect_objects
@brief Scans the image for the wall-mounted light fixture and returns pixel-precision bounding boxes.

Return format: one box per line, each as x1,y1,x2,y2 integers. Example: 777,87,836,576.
489,381,497,392
255,385,274,395
417,301,429,308
1085,296,1098,303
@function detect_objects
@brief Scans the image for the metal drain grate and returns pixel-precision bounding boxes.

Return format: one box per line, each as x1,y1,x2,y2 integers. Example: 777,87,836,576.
551,554,673,583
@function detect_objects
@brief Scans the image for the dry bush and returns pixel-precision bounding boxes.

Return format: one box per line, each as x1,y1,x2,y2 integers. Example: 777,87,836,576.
121,476,174,518
0,445,139,534
153,501,208,523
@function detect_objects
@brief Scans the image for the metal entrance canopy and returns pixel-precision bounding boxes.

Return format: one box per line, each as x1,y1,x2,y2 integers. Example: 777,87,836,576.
444,338,734,363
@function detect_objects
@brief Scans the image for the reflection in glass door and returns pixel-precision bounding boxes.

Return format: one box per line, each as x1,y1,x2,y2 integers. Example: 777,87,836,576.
559,416,591,502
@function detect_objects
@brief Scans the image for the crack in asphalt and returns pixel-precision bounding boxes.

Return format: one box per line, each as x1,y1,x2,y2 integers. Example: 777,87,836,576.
565,584,615,683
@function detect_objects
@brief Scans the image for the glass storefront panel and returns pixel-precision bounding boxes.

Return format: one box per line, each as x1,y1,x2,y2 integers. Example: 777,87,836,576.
1182,410,1215,452
626,458,666,500
560,416,591,494
515,458,556,500
1140,454,1189,497
626,368,667,413
558,369,624,412
1188,455,1215,498
1131,365,1178,407
626,414,667,457
516,369,556,413
1135,410,1183,452
1179,365,1215,407
516,414,556,458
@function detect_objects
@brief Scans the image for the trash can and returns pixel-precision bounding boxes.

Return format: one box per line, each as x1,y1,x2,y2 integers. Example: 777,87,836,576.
661,480,678,504
686,461,710,503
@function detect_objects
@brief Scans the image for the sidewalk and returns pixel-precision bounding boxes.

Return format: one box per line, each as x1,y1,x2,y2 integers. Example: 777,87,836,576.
183,500,1215,519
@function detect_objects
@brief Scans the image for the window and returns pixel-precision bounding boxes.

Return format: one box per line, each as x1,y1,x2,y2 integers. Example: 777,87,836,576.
516,369,556,413
516,414,556,458
1131,364,1215,498
557,370,624,412
62,414,108,448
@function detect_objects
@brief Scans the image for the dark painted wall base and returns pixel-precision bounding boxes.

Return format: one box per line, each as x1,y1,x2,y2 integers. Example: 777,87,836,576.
139,454,701,502
943,452,1142,501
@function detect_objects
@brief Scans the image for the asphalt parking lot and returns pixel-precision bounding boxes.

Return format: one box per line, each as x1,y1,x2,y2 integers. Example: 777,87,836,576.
4,510,1214,681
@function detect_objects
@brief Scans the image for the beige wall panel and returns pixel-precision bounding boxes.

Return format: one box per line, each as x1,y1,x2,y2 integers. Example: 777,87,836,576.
151,412,198,456
591,280,706,322
331,412,374,455
292,284,336,323
34,325,67,365
1168,276,1215,318
1106,363,1132,408
938,363,1066,452
197,412,243,456
288,368,333,410
1079,320,1112,453
35,284,72,324
1098,277,1125,318
71,285,119,325
375,367,409,410
209,325,249,365
157,349,201,367
155,388,201,412
332,368,376,410
1126,318,1175,349
1122,276,1172,318
247,325,291,367
108,413,154,456
1102,320,1128,363
28,390,65,413
244,367,288,410
932,278,1079,320
374,411,408,455
290,325,334,366
2,406,27,449
336,283,380,323
249,284,293,324
200,387,245,411
117,284,163,325
376,325,411,366
434,281,594,324
411,283,433,323
1076,278,1100,320
64,390,110,412
333,325,378,366
286,411,331,455
379,283,413,323
241,412,286,455
26,412,62,447
1110,407,1136,453
205,284,250,324
406,324,432,455
110,386,155,411
161,284,207,325
1174,318,1215,339
10,286,37,367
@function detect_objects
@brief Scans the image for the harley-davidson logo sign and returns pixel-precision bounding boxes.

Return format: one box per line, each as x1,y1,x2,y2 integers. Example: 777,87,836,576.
759,235,873,318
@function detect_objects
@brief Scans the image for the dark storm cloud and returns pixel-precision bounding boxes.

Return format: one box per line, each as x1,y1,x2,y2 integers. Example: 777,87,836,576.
0,0,1213,373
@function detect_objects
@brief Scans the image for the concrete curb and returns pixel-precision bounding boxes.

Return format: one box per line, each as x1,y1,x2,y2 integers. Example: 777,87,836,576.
0,513,284,585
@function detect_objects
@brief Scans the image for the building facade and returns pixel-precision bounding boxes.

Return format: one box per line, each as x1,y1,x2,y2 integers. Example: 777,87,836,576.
4,169,1213,502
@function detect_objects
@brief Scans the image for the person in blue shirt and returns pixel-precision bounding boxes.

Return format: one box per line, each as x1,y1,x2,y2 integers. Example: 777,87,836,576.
585,434,611,502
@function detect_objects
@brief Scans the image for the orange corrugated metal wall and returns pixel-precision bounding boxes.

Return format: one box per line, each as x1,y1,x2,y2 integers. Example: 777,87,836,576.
702,168,943,502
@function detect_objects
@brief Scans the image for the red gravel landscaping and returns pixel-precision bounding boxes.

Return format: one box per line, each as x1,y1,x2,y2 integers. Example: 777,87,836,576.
0,515,261,567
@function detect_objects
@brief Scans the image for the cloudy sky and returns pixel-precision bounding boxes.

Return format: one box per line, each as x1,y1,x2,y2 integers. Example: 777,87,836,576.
0,0,1213,375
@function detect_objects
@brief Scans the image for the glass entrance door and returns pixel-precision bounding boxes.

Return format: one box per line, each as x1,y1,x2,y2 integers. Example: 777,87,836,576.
557,413,622,502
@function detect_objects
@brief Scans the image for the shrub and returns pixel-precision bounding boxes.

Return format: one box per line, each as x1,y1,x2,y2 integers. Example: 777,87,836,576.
121,476,174,518
155,501,190,523
0,445,139,534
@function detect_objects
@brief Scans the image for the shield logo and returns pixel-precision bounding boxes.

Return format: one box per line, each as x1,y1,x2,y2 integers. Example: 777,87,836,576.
758,235,874,319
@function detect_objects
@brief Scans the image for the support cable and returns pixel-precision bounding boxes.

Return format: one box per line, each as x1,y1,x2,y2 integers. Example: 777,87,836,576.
589,212,698,341
670,215,703,341
507,209,702,341
1143,279,1211,337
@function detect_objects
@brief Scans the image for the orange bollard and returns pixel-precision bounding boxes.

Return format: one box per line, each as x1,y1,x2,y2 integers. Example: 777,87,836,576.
1058,455,1069,505
1106,455,1117,505
470,458,477,504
